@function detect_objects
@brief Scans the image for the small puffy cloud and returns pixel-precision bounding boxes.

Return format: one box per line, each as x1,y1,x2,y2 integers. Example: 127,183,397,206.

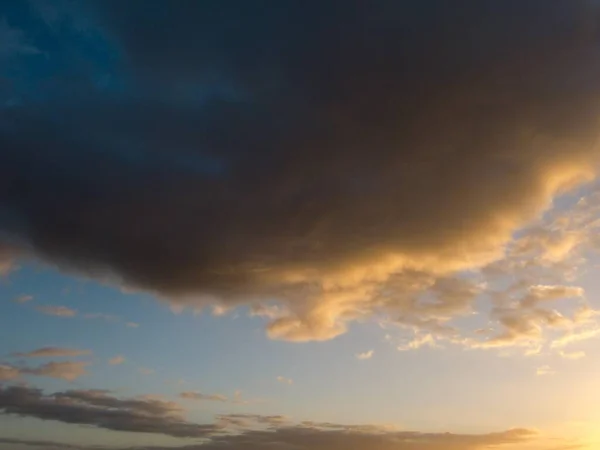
108,355,125,365
13,295,33,304
536,365,555,376
126,322,140,328
35,305,77,317
276,376,293,385
139,367,155,375
355,350,374,360
180,391,227,402
13,347,91,358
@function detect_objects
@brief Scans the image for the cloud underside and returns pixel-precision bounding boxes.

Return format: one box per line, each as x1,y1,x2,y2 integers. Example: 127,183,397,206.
0,385,545,449
2,1,600,342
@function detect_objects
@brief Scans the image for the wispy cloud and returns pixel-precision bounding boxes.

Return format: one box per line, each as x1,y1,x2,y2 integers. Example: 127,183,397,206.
12,347,91,358
126,322,140,328
139,367,155,375
180,391,228,402
276,376,293,385
35,305,77,317
108,355,125,365
355,350,374,360
536,365,555,376
13,294,33,304
0,361,89,381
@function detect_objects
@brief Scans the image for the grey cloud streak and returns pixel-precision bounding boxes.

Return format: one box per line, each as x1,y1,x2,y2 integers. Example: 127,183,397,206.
0,385,543,450
0,386,218,438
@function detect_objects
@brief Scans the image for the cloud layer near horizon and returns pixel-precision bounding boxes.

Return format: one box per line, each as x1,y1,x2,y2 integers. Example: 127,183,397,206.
0,384,547,450
2,1,600,341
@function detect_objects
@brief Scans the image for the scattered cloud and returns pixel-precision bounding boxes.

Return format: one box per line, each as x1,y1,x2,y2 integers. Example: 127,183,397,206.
12,347,91,358
0,364,21,381
35,305,77,317
126,322,140,328
276,376,293,385
180,391,228,402
139,367,155,375
0,361,89,381
13,294,33,304
24,361,89,381
536,365,555,376
83,313,119,322
355,350,374,360
559,350,586,360
108,355,125,365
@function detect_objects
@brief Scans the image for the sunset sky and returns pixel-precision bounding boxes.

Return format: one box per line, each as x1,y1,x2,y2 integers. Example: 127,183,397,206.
2,1,600,449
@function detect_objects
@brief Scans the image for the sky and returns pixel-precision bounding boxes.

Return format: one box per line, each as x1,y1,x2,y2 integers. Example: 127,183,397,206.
2,1,600,449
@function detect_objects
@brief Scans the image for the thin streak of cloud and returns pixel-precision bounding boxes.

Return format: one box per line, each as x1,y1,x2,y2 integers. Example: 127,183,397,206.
276,376,293,385
180,391,228,402
108,355,125,365
12,347,91,358
13,294,33,304
35,305,77,317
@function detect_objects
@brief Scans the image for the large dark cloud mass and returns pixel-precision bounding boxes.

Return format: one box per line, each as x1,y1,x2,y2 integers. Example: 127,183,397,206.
2,1,600,339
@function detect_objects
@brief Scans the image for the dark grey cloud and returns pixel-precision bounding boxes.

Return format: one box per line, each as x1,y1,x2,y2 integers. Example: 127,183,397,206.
0,386,217,438
2,1,600,340
0,388,541,450
0,424,539,450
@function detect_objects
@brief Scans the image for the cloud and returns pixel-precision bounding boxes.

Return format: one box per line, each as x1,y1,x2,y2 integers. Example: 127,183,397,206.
83,312,119,322
126,322,140,328
0,385,216,438
3,2,600,342
180,391,227,402
13,295,33,303
0,361,89,381
108,355,125,365
23,361,89,381
0,364,20,381
355,350,374,360
559,350,586,360
12,347,91,358
0,418,545,450
520,285,585,308
0,383,566,450
276,376,293,385
0,18,41,58
35,306,77,317
536,365,555,376
139,367,155,375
